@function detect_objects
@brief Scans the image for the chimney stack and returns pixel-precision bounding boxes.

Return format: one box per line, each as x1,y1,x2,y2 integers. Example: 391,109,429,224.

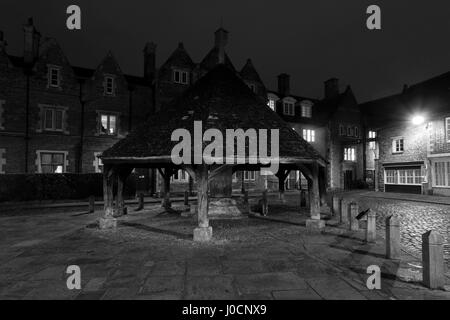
324,78,339,99
23,17,40,66
214,28,228,64
143,42,157,82
277,73,290,96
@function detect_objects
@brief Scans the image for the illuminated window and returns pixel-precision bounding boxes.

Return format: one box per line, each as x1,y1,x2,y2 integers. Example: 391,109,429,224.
344,147,356,161
38,151,66,173
100,114,117,135
172,169,188,182
267,99,275,111
302,129,315,142
301,105,312,118
369,141,376,150
368,131,376,139
446,118,450,142
93,152,103,173
385,168,423,185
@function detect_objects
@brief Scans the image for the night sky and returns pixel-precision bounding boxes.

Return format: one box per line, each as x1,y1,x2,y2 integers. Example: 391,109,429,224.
1,0,449,102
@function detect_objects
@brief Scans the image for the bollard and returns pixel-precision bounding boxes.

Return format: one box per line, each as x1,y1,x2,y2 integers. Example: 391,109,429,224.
365,209,377,243
184,191,189,206
332,196,340,217
262,190,268,216
422,230,445,289
348,202,359,231
135,193,144,211
88,196,95,213
340,199,349,224
386,216,401,259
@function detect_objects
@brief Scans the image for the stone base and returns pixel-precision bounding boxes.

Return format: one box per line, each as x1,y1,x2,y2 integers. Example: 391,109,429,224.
208,197,248,219
99,217,117,229
193,226,213,242
306,219,325,231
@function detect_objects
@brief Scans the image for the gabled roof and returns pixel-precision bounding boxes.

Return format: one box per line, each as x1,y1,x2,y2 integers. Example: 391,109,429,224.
161,42,195,69
240,59,263,84
102,65,324,165
360,71,450,127
199,47,235,72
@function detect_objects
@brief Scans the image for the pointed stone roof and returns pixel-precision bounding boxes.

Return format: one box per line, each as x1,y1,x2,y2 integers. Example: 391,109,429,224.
102,65,324,165
199,47,235,72
240,59,263,84
161,42,195,69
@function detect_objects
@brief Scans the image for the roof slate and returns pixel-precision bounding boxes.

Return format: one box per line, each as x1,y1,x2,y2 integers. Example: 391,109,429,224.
102,65,323,164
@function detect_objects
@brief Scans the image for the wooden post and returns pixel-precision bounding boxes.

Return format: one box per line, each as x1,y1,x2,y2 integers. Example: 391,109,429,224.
99,165,117,229
366,209,377,243
88,195,95,213
193,165,212,241
276,170,289,202
262,190,268,216
240,171,245,194
135,192,144,211
422,231,445,289
158,168,172,209
116,170,124,216
386,216,401,259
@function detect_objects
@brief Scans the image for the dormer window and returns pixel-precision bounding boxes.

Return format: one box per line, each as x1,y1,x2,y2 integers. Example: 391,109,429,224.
173,69,189,84
48,66,61,88
267,99,275,111
104,76,115,95
283,102,295,116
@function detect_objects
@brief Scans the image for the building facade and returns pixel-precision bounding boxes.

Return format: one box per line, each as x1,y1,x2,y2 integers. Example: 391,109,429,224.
0,19,153,177
361,71,450,196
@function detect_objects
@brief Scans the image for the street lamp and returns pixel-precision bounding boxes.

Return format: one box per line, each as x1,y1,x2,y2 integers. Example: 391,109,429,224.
411,115,425,125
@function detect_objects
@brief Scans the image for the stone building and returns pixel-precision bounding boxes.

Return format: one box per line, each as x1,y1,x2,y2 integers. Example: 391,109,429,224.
361,71,450,196
0,18,368,196
0,19,153,176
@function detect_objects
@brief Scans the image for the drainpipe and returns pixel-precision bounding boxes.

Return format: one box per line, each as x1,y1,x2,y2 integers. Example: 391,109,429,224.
24,69,31,173
77,79,85,173
128,86,133,131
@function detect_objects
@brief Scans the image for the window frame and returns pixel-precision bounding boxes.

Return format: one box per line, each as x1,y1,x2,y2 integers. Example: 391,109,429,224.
173,69,189,85
43,107,64,132
47,65,61,88
432,160,450,188
302,129,315,142
99,113,118,136
283,102,295,116
36,150,67,174
384,168,423,186
300,105,312,118
392,137,405,154
344,147,356,162
104,76,115,95
244,171,256,181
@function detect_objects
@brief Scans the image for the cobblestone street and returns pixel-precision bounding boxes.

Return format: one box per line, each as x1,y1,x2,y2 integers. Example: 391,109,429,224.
342,192,450,269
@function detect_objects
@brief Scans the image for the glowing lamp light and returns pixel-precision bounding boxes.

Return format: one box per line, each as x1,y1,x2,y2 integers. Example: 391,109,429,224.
411,115,425,125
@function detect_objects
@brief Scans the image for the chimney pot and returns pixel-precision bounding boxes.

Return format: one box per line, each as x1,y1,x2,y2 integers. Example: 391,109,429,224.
214,28,228,64
23,18,40,65
277,73,290,96
143,42,157,81
324,78,339,99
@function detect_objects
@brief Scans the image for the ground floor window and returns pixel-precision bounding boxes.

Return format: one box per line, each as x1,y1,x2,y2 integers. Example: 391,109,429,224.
172,169,188,182
37,151,67,173
384,168,422,185
344,147,356,161
432,161,450,187
244,171,256,181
